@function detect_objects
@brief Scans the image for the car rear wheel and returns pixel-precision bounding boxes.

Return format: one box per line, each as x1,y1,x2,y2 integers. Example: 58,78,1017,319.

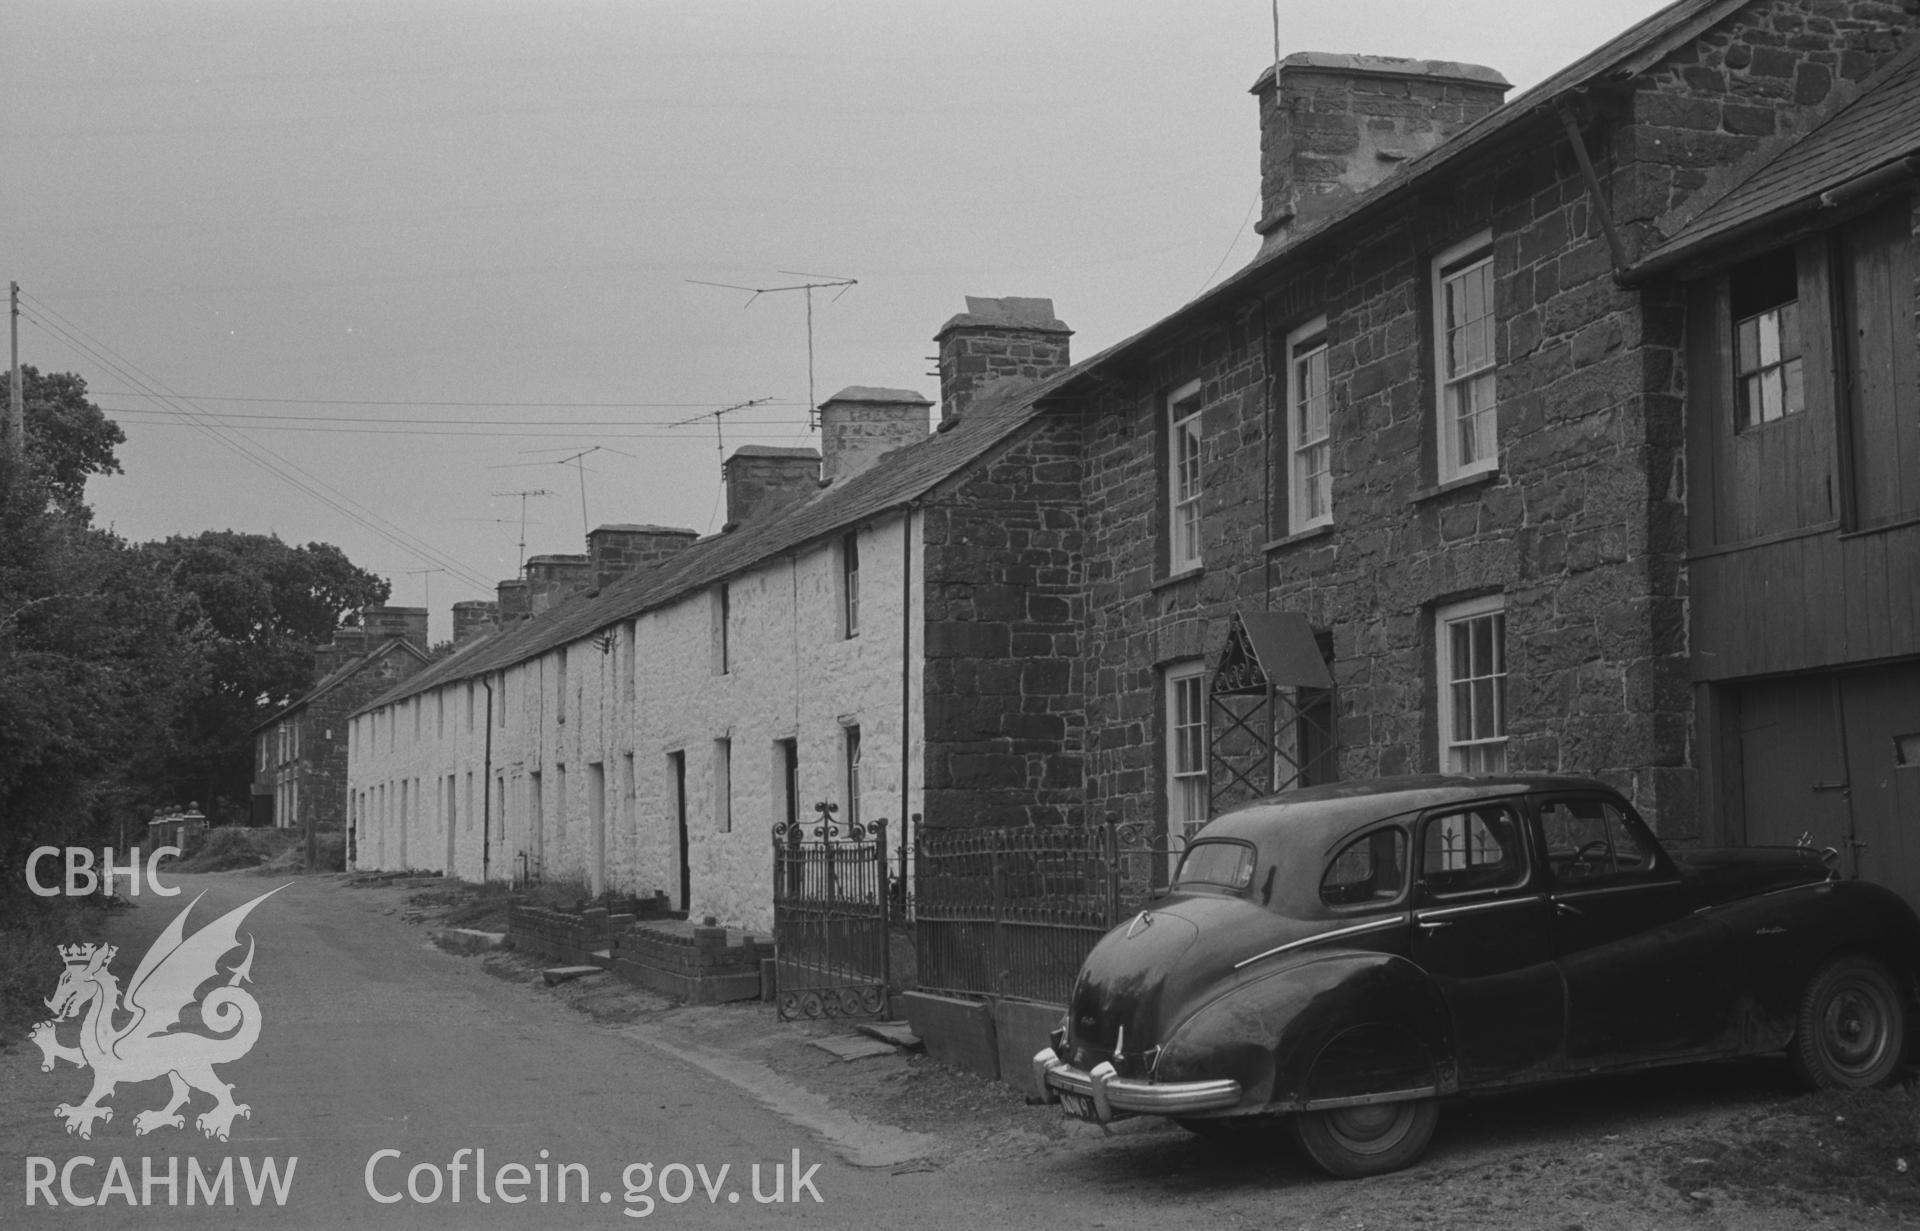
1790,955,1907,1090
1290,1098,1438,1178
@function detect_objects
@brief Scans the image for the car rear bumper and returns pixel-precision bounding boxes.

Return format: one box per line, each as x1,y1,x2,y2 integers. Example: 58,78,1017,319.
1032,1048,1242,1122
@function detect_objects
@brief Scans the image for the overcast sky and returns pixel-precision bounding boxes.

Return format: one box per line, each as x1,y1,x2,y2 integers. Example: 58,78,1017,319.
5,1,1672,642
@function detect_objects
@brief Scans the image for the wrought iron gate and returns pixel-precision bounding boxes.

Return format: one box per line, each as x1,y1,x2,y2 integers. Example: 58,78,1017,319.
771,803,891,1020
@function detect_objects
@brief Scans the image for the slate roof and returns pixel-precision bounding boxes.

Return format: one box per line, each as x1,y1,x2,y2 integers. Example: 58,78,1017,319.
353,372,1070,717
1049,0,1744,394
253,636,430,733
1633,45,1920,274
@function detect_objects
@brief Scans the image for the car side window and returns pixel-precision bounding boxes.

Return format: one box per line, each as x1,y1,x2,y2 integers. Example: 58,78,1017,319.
1320,827,1408,908
1539,798,1653,886
1419,804,1526,896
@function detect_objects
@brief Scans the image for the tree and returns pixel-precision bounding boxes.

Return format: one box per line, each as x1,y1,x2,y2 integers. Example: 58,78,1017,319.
14,366,126,520
140,532,390,812
0,377,204,883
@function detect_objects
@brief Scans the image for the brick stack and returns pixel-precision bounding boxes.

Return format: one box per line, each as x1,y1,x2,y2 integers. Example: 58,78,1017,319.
611,920,772,1004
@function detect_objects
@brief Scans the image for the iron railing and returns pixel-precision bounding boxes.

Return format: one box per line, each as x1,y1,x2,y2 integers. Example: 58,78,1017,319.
913,818,1187,1005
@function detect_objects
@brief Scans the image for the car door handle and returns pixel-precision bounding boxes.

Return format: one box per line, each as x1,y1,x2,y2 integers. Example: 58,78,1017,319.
1417,920,1452,932
1555,901,1584,917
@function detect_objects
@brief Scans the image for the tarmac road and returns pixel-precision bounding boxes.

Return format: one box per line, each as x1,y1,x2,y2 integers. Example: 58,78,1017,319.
2,873,980,1229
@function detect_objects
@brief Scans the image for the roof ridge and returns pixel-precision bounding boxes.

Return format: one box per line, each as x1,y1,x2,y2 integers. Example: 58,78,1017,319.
350,371,1070,718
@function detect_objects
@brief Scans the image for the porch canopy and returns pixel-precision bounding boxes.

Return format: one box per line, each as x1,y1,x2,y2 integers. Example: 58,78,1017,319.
1209,610,1335,813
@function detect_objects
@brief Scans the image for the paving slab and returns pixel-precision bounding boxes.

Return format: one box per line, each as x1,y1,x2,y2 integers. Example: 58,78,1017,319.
811,1034,902,1062
542,964,604,986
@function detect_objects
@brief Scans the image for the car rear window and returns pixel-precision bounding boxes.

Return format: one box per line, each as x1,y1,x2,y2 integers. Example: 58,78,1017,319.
1321,827,1408,907
1173,841,1256,893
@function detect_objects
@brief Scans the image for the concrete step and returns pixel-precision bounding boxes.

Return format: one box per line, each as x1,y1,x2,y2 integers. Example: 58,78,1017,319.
589,948,614,968
435,928,507,956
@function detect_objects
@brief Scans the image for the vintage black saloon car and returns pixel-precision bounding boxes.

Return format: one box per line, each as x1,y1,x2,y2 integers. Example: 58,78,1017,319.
1034,776,1920,1177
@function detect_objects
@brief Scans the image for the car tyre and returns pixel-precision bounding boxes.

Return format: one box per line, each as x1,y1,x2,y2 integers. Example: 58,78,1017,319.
1290,1098,1438,1178
1790,955,1907,1090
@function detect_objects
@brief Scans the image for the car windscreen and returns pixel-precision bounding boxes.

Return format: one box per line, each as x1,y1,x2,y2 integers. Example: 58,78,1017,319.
1173,840,1256,893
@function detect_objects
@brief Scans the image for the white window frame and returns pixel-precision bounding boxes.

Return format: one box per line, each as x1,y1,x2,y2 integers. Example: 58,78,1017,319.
714,737,733,833
1166,379,1204,573
1435,594,1508,775
1432,231,1497,481
842,531,860,638
1286,316,1333,532
844,724,862,831
1165,660,1209,835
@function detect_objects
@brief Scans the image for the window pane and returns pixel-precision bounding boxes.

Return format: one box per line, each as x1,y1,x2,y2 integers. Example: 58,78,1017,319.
1736,317,1760,372
1321,829,1406,906
1177,841,1255,892
1472,678,1496,739
1758,311,1782,367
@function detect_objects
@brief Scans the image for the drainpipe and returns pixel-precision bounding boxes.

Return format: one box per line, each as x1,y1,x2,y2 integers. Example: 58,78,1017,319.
899,503,916,913
481,675,494,882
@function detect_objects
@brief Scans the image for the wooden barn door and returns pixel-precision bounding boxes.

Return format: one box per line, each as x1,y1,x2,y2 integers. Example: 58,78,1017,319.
1733,663,1920,912
1838,662,1920,912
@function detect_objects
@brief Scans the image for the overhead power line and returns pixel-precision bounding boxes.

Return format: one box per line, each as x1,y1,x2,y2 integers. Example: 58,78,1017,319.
99,406,806,428
93,391,810,410
100,413,814,440
18,295,498,594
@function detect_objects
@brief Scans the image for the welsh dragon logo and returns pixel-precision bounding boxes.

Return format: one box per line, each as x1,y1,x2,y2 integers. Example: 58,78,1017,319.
28,886,283,1142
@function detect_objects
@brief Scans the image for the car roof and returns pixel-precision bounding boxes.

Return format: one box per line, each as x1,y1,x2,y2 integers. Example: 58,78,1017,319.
1196,774,1618,850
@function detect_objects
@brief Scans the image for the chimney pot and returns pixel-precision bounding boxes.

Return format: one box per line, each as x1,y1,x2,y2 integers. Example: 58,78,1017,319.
815,387,932,483
586,524,699,590
359,605,429,651
1250,53,1509,248
934,296,1071,425
523,555,591,614
722,446,820,526
451,600,500,648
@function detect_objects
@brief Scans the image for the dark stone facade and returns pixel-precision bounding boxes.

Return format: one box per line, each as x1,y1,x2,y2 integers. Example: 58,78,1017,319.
254,638,429,835
921,415,1087,829
917,1,1918,841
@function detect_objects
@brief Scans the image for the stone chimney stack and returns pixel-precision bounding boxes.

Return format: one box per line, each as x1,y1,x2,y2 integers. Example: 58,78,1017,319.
451,600,499,648
586,524,699,590
1251,53,1508,249
361,605,429,650
497,579,530,621
816,387,932,484
524,554,592,614
934,296,1071,425
723,446,820,528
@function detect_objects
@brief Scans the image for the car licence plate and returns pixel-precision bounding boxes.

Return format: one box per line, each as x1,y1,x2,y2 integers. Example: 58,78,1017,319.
1058,1091,1102,1122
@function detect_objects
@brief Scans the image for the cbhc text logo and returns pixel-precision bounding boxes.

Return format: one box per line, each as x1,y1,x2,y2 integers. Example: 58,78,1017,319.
26,847,182,898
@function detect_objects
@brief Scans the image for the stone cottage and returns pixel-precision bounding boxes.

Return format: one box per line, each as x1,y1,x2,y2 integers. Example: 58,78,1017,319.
250,605,431,846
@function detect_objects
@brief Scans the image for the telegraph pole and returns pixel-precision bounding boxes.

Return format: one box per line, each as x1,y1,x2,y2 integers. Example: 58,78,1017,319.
8,282,22,466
